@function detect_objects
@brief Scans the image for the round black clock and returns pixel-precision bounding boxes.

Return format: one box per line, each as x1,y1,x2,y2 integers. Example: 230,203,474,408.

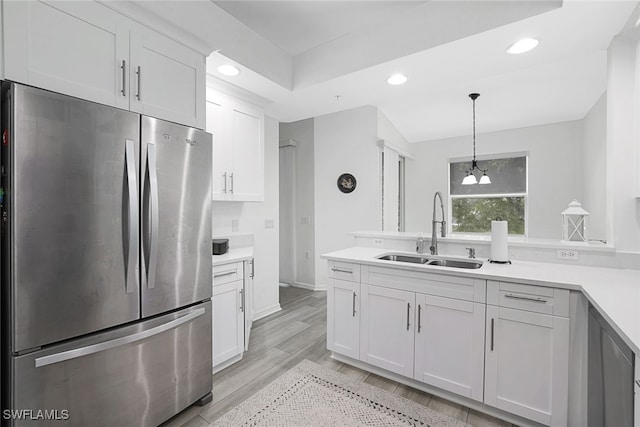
337,173,357,193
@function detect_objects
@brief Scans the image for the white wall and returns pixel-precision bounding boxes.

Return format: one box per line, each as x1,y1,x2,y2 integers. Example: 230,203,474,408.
607,35,640,253
405,120,584,239
212,116,280,319
377,109,411,153
582,93,607,242
279,119,316,287
314,106,381,287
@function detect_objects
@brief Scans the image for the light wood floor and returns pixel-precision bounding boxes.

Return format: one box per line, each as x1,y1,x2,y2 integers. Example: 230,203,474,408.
161,286,517,427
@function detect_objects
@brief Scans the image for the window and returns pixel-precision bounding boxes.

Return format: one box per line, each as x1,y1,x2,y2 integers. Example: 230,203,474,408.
449,155,527,235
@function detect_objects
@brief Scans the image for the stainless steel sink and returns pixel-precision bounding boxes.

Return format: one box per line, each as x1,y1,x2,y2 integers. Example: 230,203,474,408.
376,253,483,269
427,259,483,269
377,254,429,264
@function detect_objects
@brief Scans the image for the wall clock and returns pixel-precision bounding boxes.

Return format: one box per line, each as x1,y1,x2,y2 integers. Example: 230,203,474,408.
337,173,356,193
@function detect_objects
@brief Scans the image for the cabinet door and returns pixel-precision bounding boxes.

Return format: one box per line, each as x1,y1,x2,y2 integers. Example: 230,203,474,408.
360,284,415,377
206,97,230,200
4,0,129,110
485,305,569,427
229,104,264,201
327,279,360,359
212,280,244,367
414,294,485,402
130,30,204,128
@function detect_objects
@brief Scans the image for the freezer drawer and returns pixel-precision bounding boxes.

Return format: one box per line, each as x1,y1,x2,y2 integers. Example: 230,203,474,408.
7,302,212,427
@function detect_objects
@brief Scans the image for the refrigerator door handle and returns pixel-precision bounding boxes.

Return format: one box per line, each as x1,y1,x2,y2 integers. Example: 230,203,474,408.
124,140,139,294
146,142,159,289
35,307,205,368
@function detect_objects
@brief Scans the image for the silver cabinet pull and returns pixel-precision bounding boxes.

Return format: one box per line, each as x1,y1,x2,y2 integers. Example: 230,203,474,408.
331,268,353,274
120,60,126,96
352,292,356,317
504,293,548,304
124,140,139,294
213,270,236,279
145,142,159,289
418,304,422,333
135,66,141,100
230,172,234,193
222,172,227,193
35,308,205,368
491,318,495,351
250,259,255,278
406,303,411,331
239,289,244,313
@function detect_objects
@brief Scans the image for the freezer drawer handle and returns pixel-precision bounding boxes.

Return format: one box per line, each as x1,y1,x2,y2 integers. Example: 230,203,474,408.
145,142,159,289
504,293,548,304
34,307,205,368
124,140,139,294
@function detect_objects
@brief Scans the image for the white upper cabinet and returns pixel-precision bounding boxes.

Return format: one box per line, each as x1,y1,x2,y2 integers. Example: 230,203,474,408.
3,0,205,128
129,30,204,129
206,88,265,202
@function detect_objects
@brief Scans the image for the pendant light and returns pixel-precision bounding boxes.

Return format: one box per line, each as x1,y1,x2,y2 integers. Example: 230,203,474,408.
462,93,491,185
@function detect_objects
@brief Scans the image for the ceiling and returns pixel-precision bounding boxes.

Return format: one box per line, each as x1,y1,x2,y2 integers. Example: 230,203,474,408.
202,0,639,142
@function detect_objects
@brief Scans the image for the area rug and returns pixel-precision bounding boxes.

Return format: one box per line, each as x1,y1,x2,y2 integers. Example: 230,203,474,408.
212,359,471,426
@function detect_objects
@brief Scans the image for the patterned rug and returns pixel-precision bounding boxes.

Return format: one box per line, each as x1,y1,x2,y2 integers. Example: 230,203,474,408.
213,359,471,426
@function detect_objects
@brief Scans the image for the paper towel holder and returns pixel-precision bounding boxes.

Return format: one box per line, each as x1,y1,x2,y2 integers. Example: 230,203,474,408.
489,217,511,264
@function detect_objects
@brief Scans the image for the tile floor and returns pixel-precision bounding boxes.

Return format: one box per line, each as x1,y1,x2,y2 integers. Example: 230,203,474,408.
160,286,517,427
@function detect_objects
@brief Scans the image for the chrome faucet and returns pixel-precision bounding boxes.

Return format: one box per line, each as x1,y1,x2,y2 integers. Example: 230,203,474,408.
430,192,446,255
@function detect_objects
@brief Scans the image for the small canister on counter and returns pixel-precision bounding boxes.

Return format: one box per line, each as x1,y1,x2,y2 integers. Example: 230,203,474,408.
212,239,229,255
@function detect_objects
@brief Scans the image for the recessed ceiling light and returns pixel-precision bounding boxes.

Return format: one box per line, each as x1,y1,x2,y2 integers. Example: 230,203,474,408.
387,74,408,85
218,64,240,77
507,38,539,54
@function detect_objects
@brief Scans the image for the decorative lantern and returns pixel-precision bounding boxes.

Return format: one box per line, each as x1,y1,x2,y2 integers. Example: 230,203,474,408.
561,200,590,242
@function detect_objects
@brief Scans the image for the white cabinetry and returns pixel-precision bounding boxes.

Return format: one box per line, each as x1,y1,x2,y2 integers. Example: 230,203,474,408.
212,259,255,371
327,278,360,359
360,284,415,377
414,294,485,402
206,88,264,202
3,0,204,128
635,361,640,427
485,281,570,427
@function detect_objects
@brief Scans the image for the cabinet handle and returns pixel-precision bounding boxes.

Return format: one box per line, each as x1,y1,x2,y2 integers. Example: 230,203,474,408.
240,289,244,313
635,379,640,388
504,293,548,304
331,268,353,274
222,172,227,193
214,270,236,279
491,318,495,351
120,60,126,96
406,303,411,331
418,304,422,333
230,173,234,193
135,66,141,101
250,259,255,279
352,292,356,317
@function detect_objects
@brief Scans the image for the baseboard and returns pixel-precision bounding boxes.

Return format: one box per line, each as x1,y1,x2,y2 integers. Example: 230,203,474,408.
290,282,328,292
253,303,282,321
213,353,243,374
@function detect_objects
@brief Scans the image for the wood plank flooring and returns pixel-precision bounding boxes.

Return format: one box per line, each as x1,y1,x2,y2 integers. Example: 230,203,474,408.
161,286,516,427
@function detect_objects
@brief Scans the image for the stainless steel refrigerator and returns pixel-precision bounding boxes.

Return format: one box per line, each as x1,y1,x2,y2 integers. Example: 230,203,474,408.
0,82,213,426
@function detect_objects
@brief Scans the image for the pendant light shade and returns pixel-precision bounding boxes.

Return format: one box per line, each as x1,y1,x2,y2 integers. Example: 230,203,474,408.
461,93,490,185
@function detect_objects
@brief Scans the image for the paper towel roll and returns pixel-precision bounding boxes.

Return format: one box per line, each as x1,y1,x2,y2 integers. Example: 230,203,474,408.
491,221,509,262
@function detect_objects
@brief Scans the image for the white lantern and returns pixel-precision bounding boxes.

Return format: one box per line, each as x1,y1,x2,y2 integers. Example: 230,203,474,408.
561,200,590,242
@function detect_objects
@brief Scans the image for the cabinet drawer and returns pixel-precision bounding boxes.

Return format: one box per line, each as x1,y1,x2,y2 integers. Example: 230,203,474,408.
213,262,244,286
328,261,361,283
487,280,569,317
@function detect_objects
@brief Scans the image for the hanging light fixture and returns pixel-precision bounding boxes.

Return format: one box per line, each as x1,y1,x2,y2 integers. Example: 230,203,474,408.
462,93,491,185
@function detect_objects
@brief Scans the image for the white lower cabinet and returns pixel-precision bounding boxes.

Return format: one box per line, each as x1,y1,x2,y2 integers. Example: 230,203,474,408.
360,284,415,377
484,306,570,426
327,278,360,359
212,259,254,370
414,294,485,402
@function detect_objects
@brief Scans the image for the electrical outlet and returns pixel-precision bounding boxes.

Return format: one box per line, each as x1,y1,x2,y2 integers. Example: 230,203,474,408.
305,251,310,259
557,249,579,260
373,239,384,246
231,219,240,232
265,219,275,229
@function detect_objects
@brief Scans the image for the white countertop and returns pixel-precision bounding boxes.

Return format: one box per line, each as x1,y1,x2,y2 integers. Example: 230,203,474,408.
212,247,254,267
321,246,640,355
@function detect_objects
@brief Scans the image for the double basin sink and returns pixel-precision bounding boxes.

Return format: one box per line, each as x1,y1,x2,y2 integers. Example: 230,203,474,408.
376,253,483,269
